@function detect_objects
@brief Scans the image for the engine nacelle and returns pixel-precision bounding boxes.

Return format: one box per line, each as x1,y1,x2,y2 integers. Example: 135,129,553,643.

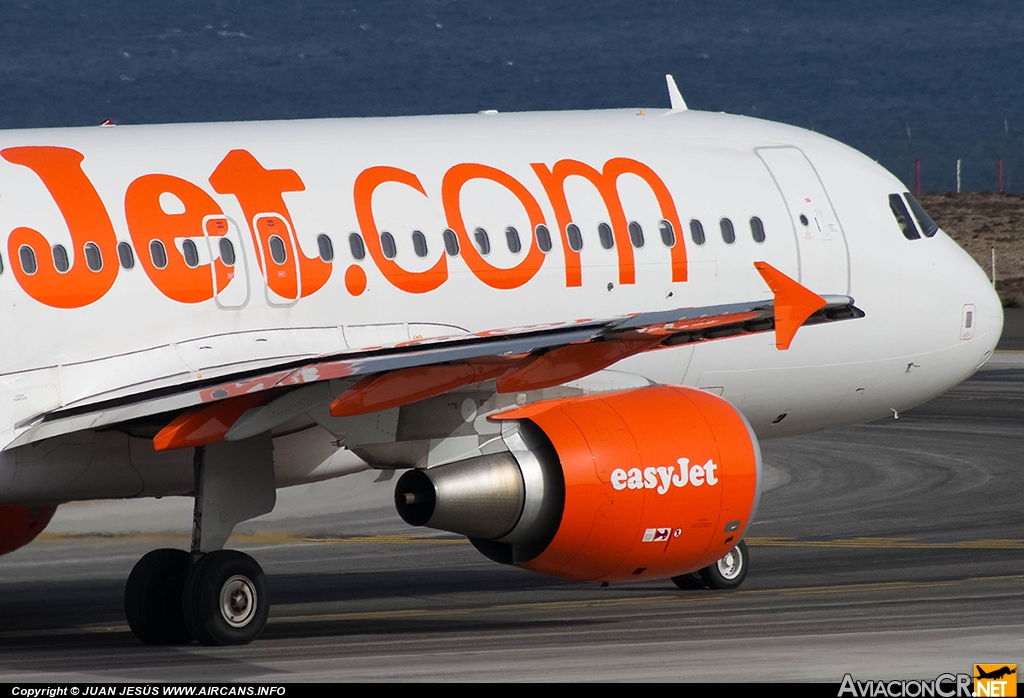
0,504,56,556
395,385,761,583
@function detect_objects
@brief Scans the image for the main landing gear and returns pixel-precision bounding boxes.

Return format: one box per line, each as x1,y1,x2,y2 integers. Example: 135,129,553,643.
125,548,270,645
124,435,277,646
671,540,748,591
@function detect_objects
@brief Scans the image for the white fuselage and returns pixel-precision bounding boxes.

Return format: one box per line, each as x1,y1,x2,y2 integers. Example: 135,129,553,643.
0,108,1003,504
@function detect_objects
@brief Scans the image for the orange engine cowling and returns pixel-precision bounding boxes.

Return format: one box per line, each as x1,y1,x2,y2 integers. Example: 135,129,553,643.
394,385,761,583
0,504,56,556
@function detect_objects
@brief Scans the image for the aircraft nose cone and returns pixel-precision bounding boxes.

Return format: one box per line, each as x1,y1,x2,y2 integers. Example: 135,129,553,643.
972,271,1003,365
927,235,1003,386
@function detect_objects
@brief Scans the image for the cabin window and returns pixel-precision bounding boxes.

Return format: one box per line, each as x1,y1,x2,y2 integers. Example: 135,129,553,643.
566,223,584,252
905,193,939,237
412,230,428,258
19,246,37,275
117,241,135,270
659,219,676,248
443,228,460,256
150,240,168,270
317,234,334,262
597,222,615,250
689,219,705,246
628,221,645,248
84,242,103,272
750,216,766,244
720,218,736,245
52,244,70,273
0,251,4,275
505,226,522,254
268,235,288,264
535,224,552,253
182,239,200,268
381,231,397,260
219,238,235,266
349,232,366,261
473,227,491,256
889,194,920,240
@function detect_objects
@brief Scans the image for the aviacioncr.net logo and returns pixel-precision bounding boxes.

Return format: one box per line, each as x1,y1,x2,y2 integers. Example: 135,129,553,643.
974,664,1017,697
838,673,973,697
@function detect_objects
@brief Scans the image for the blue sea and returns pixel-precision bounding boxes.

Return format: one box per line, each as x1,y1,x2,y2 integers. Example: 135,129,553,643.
0,0,1020,193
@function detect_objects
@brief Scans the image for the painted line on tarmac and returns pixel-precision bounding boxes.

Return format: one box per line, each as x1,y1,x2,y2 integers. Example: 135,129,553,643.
746,537,1024,549
186,572,1024,624
3,574,1021,642
34,531,466,545
34,532,1024,549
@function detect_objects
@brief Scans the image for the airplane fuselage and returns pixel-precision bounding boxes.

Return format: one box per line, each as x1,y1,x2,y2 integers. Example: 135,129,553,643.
0,107,1002,505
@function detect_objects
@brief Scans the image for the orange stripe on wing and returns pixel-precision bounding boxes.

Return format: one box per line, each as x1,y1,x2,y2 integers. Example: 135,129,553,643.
496,336,663,394
153,391,272,451
328,362,510,418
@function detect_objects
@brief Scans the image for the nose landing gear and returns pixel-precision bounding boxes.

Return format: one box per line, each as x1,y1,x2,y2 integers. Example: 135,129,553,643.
671,540,749,591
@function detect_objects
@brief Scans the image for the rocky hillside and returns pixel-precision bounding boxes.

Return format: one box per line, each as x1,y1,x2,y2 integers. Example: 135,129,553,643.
919,193,1024,306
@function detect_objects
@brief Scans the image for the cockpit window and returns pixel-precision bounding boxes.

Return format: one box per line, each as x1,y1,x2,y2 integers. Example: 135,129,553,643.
889,194,921,240
905,193,939,238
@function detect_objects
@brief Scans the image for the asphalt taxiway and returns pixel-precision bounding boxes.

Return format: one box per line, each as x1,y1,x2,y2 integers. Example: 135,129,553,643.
1,343,1022,681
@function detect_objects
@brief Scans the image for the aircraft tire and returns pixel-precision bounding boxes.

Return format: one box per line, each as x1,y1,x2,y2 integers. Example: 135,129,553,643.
700,540,748,590
670,571,707,590
124,548,193,645
182,550,269,646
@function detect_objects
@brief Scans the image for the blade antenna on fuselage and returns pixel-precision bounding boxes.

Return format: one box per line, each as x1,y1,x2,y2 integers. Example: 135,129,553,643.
665,74,688,112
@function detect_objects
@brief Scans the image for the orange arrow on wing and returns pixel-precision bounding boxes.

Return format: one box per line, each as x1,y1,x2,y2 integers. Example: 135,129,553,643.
753,261,827,350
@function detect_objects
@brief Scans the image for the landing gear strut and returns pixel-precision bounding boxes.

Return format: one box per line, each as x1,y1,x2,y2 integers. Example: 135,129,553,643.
671,540,749,591
124,434,277,645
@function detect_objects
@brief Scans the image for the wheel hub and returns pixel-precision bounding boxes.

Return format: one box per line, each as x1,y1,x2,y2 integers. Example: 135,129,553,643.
220,575,257,628
716,548,742,580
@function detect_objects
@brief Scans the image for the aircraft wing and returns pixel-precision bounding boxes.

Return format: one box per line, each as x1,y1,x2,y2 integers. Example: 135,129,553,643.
4,262,862,452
